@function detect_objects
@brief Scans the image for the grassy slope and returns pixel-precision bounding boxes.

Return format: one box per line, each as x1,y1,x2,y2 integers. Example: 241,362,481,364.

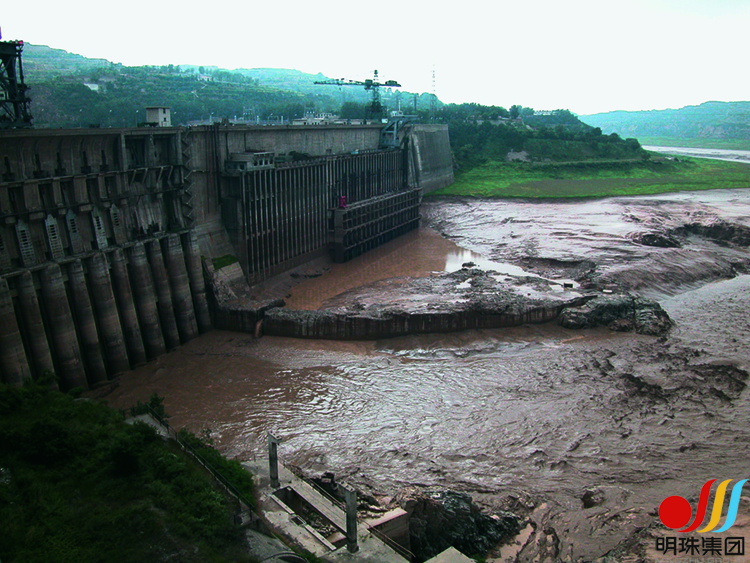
0,385,255,563
428,157,750,199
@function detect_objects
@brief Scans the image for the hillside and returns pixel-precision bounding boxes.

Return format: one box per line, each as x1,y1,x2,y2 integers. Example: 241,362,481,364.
16,44,645,167
29,68,310,128
437,105,646,170
0,385,256,563
22,45,329,127
580,101,750,148
22,44,112,81
20,44,423,127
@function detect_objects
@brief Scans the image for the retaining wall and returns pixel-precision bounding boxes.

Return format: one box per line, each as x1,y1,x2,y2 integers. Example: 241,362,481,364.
208,298,585,342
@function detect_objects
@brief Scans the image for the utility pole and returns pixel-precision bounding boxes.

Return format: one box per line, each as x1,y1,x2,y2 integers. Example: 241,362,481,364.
430,65,436,122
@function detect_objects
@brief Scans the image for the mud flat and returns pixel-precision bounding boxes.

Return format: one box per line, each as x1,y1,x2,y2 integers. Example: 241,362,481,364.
103,188,750,561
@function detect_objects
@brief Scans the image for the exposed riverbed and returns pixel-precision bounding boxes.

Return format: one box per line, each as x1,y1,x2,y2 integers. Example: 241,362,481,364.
103,179,750,561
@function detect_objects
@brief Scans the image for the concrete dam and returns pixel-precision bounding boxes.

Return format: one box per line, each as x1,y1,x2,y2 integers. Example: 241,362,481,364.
0,122,453,390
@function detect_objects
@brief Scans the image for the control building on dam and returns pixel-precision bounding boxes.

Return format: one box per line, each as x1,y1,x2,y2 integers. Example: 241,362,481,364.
0,121,453,389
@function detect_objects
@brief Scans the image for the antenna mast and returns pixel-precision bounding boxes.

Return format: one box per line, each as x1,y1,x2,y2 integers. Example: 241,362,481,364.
430,65,436,121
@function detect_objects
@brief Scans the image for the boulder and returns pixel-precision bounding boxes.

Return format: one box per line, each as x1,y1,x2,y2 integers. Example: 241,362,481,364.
394,487,519,562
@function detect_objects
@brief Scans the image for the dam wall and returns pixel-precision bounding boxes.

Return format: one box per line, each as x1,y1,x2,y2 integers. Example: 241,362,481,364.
0,123,453,388
407,124,455,193
185,124,384,254
220,145,416,282
0,233,210,389
0,127,207,388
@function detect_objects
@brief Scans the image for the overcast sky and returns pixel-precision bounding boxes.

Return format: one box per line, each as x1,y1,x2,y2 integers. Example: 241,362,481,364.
4,0,749,115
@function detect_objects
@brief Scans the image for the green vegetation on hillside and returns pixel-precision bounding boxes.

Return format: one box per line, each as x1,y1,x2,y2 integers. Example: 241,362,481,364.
431,104,646,171
29,65,312,128
581,101,750,145
429,102,750,199
22,44,428,128
0,383,255,563
429,156,750,199
21,44,111,80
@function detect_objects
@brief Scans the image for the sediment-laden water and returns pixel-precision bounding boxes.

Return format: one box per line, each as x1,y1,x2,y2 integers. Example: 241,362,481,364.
104,184,750,561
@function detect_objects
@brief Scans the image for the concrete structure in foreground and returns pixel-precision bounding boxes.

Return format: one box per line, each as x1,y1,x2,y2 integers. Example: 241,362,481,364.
0,122,453,388
247,457,411,563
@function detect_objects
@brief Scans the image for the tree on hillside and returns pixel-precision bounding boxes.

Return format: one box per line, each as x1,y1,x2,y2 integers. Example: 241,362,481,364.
340,102,367,119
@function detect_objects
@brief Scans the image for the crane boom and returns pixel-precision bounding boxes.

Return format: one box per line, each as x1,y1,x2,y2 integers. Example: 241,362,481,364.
314,70,401,119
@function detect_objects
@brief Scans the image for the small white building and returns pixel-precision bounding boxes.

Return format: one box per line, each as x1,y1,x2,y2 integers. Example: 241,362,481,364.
146,106,172,127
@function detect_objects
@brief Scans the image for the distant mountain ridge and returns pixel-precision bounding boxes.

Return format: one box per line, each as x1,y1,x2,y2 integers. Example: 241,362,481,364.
580,101,750,144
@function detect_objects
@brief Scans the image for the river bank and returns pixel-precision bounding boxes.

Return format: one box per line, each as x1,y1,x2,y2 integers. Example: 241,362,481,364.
102,184,750,561
644,145,750,163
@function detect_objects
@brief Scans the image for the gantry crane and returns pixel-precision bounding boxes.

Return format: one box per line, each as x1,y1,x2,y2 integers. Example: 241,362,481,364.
315,70,401,119
0,39,32,128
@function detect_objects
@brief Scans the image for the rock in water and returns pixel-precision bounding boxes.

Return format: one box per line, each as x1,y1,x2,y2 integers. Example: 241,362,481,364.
559,293,672,335
394,487,520,562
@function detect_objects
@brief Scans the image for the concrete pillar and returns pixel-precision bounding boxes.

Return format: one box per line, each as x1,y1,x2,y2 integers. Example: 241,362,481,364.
182,231,212,333
110,248,147,366
344,486,359,553
163,234,198,342
16,271,55,380
0,277,31,386
268,433,281,490
67,260,108,385
146,239,181,350
88,253,130,375
39,264,88,390
128,242,166,358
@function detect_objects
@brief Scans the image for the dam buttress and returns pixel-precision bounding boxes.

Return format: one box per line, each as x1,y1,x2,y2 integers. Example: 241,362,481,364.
0,122,453,388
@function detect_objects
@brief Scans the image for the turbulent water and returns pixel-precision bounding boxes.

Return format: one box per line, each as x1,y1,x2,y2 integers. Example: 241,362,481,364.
105,178,750,560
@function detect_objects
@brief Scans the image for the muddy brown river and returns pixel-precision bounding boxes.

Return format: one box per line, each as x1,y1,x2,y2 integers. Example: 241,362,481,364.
104,173,750,560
